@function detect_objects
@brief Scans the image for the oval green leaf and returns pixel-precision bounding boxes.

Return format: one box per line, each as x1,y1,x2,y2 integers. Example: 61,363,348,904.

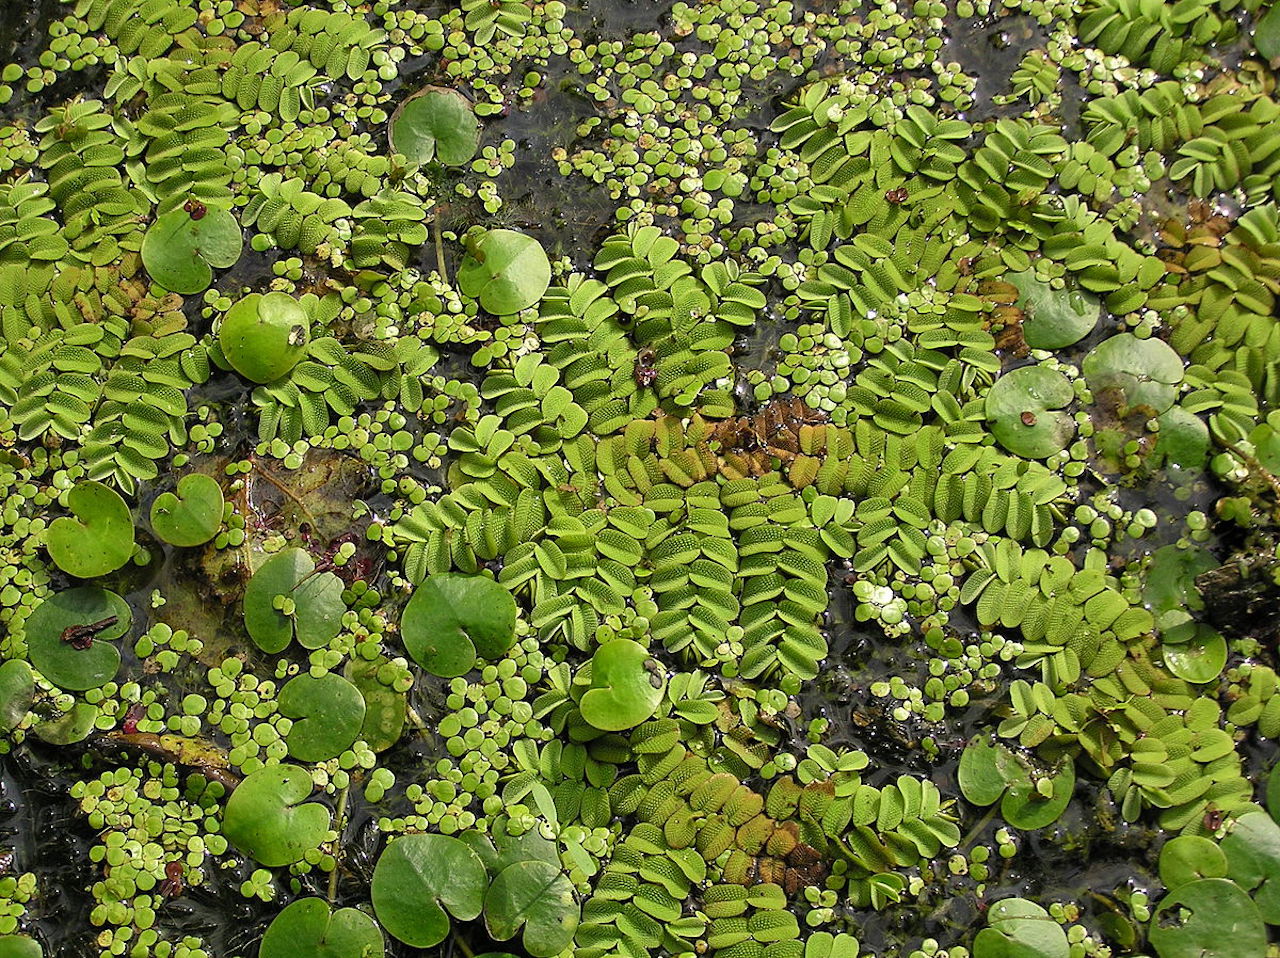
150,474,224,547
958,737,1026,807
1000,757,1074,830
401,573,517,678
222,764,330,867
244,548,345,654
1162,629,1227,684
484,860,580,958
389,87,480,167
985,366,1076,459
141,206,243,295
371,833,488,948
579,639,665,732
46,480,135,579
1007,271,1100,350
219,292,310,384
278,673,366,763
0,659,34,733
0,936,43,958
457,229,552,315
25,587,129,691
1149,878,1265,958
1159,836,1228,891
1083,333,1185,416
260,897,383,958
974,898,1069,958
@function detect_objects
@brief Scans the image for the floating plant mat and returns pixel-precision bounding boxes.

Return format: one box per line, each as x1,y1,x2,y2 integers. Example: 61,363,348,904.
3,0,1280,958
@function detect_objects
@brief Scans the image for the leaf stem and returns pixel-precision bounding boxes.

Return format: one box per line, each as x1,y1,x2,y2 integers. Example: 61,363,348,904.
434,212,448,283
328,783,350,904
452,931,476,958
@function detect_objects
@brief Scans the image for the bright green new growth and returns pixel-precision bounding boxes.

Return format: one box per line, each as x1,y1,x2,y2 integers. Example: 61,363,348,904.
45,481,135,578
149,473,224,547
457,229,552,315
218,292,311,384
579,638,666,731
222,764,331,868
140,206,243,295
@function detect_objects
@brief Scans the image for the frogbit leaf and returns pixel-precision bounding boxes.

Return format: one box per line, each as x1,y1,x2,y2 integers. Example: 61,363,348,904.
975,898,1069,958
371,834,488,948
985,366,1076,459
579,639,665,732
150,474,224,547
1159,836,1228,891
219,292,310,384
46,480,135,578
278,673,366,763
25,587,129,692
0,660,34,732
141,206,243,295
222,764,330,867
1007,271,1100,350
1000,757,1074,830
400,574,517,677
389,87,480,166
260,897,384,958
1083,333,1184,416
344,656,406,753
484,860,580,958
1148,879,1265,958
0,936,42,958
958,737,1024,807
243,548,345,654
457,229,552,315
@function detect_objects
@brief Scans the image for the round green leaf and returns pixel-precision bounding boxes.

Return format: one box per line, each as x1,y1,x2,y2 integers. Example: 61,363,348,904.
32,701,98,745
1149,879,1265,958
974,898,1069,958
46,480,135,578
985,366,1076,459
278,673,366,762
1162,629,1227,684
1144,545,1216,615
1155,407,1209,469
141,207,243,295
389,87,480,166
401,573,517,678
222,764,330,867
484,860,580,958
1159,836,1229,891
1254,2,1280,59
0,936,43,958
244,548,345,654
150,474,224,547
25,587,129,691
260,897,383,958
1007,271,1100,349
958,737,1026,807
1221,810,1280,923
1083,333,1185,416
0,659,34,732
371,833,488,948
344,656,406,753
579,639,665,732
457,229,552,315
218,292,310,384
1000,757,1074,830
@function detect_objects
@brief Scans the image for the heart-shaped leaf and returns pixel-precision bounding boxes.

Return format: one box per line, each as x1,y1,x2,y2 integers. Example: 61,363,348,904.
457,229,552,315
484,860,580,958
985,366,1076,459
141,206,243,295
1000,757,1074,830
974,898,1069,958
46,481,135,578
579,639,665,732
222,764,330,867
958,737,1027,807
32,701,98,745
1148,878,1265,958
244,548,345,654
1007,271,1100,349
278,673,366,762
401,574,517,677
0,660,34,732
371,833,488,948
260,897,384,958
1221,810,1280,923
25,587,129,691
1083,333,1184,416
150,474,224,547
344,656,406,753
0,936,43,958
389,87,480,166
1159,836,1228,891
